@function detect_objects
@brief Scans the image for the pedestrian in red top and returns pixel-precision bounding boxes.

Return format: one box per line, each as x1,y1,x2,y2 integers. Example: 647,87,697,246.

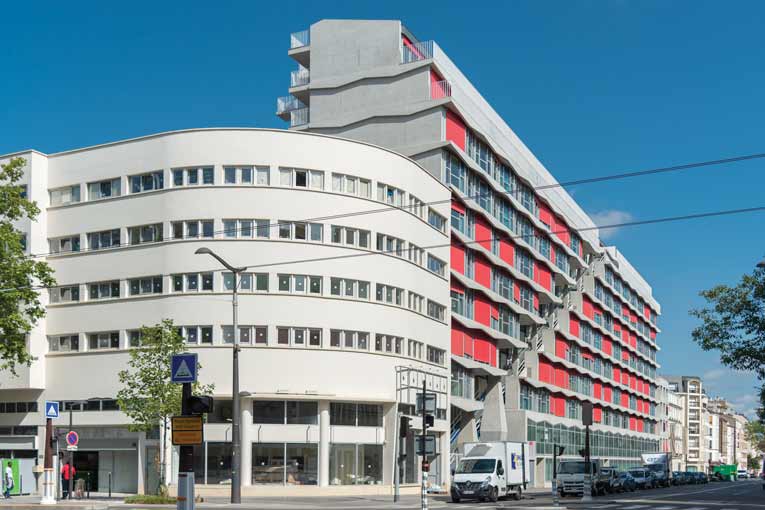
61,461,75,499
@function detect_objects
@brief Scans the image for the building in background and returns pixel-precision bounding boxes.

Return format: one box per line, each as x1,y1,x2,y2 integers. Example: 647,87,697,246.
707,398,754,469
278,19,663,486
665,376,707,472
0,128,452,495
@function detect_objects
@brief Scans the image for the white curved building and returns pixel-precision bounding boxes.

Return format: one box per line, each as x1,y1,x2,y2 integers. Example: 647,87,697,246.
0,128,452,495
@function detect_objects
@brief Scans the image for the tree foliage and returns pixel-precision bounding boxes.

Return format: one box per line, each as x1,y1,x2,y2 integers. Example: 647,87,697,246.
745,420,765,453
690,264,765,419
0,157,55,374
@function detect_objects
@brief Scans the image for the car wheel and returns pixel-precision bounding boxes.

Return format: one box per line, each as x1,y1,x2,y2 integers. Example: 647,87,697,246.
489,486,498,503
451,495,460,503
514,486,522,501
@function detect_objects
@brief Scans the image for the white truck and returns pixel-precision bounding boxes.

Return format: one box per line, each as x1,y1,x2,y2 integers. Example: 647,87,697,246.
557,458,607,496
451,441,530,503
642,452,671,487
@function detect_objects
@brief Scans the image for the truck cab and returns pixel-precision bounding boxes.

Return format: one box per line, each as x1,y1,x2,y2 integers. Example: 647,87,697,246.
451,457,506,502
556,459,603,496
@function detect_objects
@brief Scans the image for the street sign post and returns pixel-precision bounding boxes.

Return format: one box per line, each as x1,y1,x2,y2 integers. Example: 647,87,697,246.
172,416,204,446
581,402,593,502
171,353,198,384
44,401,60,419
65,430,79,452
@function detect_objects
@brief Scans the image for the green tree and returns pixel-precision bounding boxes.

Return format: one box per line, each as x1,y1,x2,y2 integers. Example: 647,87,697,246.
0,157,55,374
117,320,214,494
690,263,765,419
745,420,765,453
747,454,761,472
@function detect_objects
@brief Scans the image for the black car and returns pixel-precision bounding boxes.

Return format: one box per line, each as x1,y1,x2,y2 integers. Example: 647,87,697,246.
611,471,637,493
672,471,687,485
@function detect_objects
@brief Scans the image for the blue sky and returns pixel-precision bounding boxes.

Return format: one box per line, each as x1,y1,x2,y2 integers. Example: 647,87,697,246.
3,1,764,414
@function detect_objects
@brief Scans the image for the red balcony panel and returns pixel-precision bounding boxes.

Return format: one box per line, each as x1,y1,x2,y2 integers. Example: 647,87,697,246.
554,366,569,389
474,295,492,327
553,215,571,245
630,334,637,349
594,382,603,400
534,262,552,291
451,328,465,357
602,338,612,356
475,216,492,251
474,336,495,365
569,317,580,338
451,280,465,294
430,69,447,100
474,254,492,288
621,393,629,408
630,311,638,324
630,377,637,391
551,395,566,417
622,350,630,363
451,243,465,274
629,416,637,431
452,200,466,215
513,282,521,303
582,297,594,320
621,372,629,386
613,366,621,382
538,201,553,228
555,337,569,358
594,406,603,423
637,419,644,433
621,327,629,344
499,237,514,266
613,322,622,337
534,293,539,311
604,386,613,403
445,109,466,151
539,359,554,384
644,304,651,321
650,330,656,340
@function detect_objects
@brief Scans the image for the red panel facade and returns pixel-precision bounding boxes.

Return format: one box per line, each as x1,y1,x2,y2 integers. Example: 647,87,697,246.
474,216,492,251
445,110,467,151
451,243,465,274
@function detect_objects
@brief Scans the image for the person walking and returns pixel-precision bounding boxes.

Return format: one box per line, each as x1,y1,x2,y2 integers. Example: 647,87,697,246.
61,461,75,499
3,461,13,499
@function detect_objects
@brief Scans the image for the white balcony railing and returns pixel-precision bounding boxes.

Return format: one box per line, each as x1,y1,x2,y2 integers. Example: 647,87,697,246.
431,79,451,100
276,95,304,115
401,40,434,64
290,67,310,87
290,107,309,127
290,30,310,49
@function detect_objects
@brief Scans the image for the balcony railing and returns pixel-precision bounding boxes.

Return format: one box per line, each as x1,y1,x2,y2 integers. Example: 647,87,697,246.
290,107,309,127
401,39,434,64
290,30,310,49
290,67,310,87
431,79,451,100
276,95,304,115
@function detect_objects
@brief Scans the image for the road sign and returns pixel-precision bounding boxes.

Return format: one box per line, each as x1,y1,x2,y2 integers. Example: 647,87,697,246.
416,435,436,456
171,353,198,384
171,415,203,445
582,401,593,426
66,430,79,451
44,401,59,419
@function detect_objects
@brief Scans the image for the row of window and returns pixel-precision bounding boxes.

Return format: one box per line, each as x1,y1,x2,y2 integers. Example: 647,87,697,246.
604,267,658,326
578,321,657,382
48,327,447,366
252,401,383,427
594,280,657,349
450,288,521,340
0,401,38,414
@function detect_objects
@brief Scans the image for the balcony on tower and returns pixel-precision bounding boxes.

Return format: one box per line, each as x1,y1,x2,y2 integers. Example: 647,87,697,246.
275,95,306,121
289,29,310,68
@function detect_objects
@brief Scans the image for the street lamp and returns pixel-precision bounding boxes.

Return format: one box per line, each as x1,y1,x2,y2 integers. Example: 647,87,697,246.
194,247,246,503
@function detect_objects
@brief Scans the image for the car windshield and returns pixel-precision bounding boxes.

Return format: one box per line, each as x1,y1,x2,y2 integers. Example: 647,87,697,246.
558,462,586,474
456,459,496,474
629,470,645,477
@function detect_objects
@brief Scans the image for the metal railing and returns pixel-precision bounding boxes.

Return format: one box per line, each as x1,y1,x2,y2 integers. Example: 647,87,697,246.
290,67,310,87
401,39,434,64
290,107,309,127
276,95,304,115
431,79,451,100
290,30,310,49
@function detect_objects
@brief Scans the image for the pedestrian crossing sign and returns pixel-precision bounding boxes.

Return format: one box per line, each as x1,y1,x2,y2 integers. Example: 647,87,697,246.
171,353,198,383
44,401,59,419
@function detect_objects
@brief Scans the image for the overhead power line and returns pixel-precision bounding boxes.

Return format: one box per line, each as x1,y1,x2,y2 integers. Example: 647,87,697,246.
5,204,764,296
22,150,765,260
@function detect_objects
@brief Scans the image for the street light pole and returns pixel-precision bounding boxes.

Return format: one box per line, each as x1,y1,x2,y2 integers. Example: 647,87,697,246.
195,247,245,504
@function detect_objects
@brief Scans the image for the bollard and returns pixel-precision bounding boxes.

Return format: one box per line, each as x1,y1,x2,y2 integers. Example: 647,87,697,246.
19,474,22,496
108,472,112,498
87,472,90,499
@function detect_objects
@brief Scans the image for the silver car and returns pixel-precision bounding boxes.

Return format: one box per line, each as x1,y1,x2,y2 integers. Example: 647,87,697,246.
629,468,655,489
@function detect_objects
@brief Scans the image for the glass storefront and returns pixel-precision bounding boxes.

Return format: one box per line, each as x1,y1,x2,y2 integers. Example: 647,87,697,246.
329,444,382,485
252,443,318,485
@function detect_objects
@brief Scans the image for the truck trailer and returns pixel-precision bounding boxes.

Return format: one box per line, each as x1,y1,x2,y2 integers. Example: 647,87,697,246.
451,441,530,503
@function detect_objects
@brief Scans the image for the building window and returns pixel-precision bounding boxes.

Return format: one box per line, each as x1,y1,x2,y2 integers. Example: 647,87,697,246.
88,280,120,300
450,290,464,316
426,300,446,321
426,346,446,366
88,331,120,350
223,272,268,292
375,233,405,257
330,403,383,427
408,291,424,313
172,273,214,292
275,327,322,348
129,276,163,296
87,229,121,251
48,335,79,352
278,221,323,241
279,168,324,190
427,209,447,232
408,243,424,265
331,173,371,198
50,185,81,206
172,220,215,239
50,235,81,254
252,443,318,485
277,274,322,295
329,330,369,349
128,330,142,347
426,254,446,276
374,334,403,354
180,326,213,344
223,166,261,185
128,223,163,245
50,286,80,303
376,182,405,207
88,178,121,200
329,278,370,299
330,226,369,248
375,284,403,306
408,339,424,359
222,325,262,345
130,171,164,193
515,249,533,279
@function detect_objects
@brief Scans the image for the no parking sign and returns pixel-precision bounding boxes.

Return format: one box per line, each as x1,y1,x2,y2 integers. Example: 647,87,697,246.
66,430,79,451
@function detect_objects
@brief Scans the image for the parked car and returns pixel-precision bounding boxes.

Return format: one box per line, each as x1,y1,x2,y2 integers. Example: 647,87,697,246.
697,472,709,484
737,469,749,479
684,471,698,484
672,471,687,485
629,468,654,489
611,471,637,493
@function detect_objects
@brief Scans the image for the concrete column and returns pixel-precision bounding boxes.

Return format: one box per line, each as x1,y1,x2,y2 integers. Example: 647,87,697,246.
478,378,508,441
136,431,146,494
382,403,398,486
241,401,253,487
318,401,330,487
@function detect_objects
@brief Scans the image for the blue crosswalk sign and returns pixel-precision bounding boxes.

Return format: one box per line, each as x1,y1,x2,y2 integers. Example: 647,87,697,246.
44,401,59,419
171,353,198,383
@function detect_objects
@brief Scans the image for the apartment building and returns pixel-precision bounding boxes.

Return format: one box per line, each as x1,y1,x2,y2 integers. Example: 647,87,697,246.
656,377,684,470
708,398,753,469
278,20,663,486
0,129,452,495
666,376,706,471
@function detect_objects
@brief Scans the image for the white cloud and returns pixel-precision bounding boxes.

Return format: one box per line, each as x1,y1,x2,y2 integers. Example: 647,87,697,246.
589,210,634,240
703,368,727,381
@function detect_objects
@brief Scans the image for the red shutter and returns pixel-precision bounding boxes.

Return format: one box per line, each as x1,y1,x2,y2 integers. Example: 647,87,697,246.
445,110,466,151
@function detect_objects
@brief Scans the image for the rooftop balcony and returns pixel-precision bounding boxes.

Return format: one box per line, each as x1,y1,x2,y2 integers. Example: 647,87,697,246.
401,39,434,64
431,79,452,100
276,95,305,120
288,30,310,68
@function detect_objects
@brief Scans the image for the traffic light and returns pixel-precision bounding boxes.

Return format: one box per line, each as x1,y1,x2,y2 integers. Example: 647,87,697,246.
400,416,410,438
186,395,214,415
424,414,435,428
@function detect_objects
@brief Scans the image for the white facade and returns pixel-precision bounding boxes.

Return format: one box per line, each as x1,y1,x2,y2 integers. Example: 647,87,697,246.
0,128,453,495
